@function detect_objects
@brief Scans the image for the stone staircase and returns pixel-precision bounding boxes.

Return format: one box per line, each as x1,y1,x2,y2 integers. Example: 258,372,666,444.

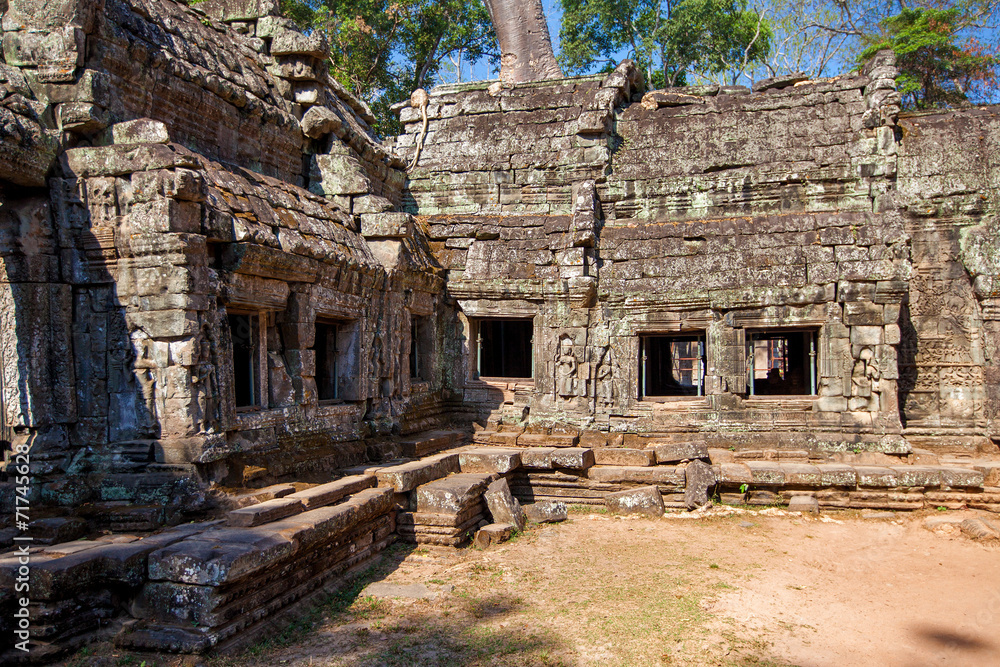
118,483,395,654
4,427,997,661
463,431,1000,512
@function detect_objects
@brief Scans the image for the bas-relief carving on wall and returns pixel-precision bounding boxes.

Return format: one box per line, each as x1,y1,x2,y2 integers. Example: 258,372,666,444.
132,335,162,437
193,323,219,432
554,334,579,399
850,346,881,412
595,346,614,408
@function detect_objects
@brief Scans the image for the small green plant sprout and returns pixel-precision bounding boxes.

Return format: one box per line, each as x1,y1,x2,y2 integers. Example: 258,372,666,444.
740,483,749,494
937,506,948,511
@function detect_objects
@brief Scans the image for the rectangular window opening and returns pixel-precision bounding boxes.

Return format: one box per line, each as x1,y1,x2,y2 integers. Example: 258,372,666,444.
748,330,817,396
475,319,533,380
315,320,340,402
229,313,260,409
641,334,706,398
410,315,432,382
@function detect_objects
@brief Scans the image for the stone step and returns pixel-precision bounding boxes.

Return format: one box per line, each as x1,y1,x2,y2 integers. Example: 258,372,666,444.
518,433,578,447
148,487,394,588
375,452,460,493
399,429,466,458
285,474,376,509
458,447,521,474
396,502,486,528
230,483,298,508
592,448,655,467
227,498,305,527
0,522,216,601
586,465,685,486
415,473,496,514
650,442,710,464
521,447,594,470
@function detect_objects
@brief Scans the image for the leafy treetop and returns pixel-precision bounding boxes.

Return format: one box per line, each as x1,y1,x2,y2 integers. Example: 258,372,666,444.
859,5,997,109
558,0,772,87
282,0,496,135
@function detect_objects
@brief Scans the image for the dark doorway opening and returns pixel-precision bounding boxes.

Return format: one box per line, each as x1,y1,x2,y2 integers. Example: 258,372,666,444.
315,321,339,401
229,313,258,408
641,335,705,397
410,316,432,381
477,319,533,379
748,330,816,395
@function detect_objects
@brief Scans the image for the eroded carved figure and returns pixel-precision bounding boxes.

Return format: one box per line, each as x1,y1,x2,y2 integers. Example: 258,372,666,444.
555,335,578,398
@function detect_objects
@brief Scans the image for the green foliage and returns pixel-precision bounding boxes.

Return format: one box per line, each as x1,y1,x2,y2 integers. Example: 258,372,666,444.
282,0,496,135
558,0,771,87
859,6,997,109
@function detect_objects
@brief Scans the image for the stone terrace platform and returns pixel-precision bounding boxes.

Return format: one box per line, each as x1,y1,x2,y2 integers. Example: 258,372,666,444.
2,428,998,661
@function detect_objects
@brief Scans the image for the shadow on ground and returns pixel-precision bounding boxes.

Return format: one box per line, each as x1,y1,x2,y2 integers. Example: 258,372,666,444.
228,542,570,667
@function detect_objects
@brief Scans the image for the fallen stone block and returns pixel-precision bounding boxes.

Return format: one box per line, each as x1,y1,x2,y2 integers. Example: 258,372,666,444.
483,478,526,531
459,448,522,474
653,442,709,464
415,473,494,514
787,496,819,513
523,501,567,523
227,497,304,527
592,448,655,467
474,523,514,549
684,460,716,509
285,474,376,509
606,486,665,517
376,453,460,493
960,518,1000,541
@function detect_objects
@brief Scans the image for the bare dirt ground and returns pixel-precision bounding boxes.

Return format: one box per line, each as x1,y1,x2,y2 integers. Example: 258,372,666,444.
63,507,1000,667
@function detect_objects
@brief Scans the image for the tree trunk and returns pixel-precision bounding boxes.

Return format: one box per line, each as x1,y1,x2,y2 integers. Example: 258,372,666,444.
484,0,562,83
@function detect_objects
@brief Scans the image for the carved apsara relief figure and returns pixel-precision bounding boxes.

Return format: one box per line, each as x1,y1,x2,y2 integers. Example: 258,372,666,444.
554,335,578,398
850,346,881,411
596,347,614,407
192,325,218,432
133,337,161,435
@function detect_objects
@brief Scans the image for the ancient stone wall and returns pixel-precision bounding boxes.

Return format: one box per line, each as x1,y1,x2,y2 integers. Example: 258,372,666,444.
894,107,1000,452
0,0,454,531
395,57,1000,455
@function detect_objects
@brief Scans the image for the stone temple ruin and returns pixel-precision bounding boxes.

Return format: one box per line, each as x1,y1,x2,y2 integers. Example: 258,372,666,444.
1,0,1000,659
